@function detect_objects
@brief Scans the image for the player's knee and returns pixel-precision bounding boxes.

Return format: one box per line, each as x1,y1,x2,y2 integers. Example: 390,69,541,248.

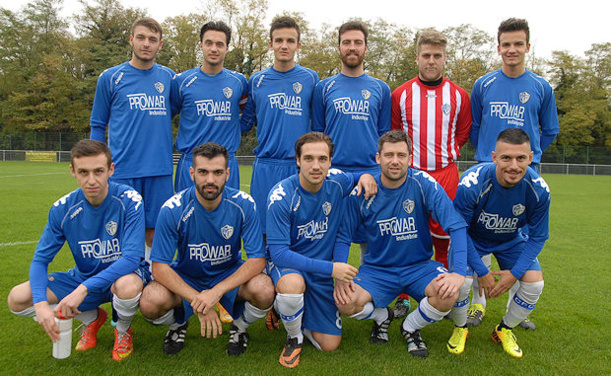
318,336,341,352
7,282,32,312
112,274,143,299
139,283,167,317
246,274,275,307
276,274,305,294
518,280,544,302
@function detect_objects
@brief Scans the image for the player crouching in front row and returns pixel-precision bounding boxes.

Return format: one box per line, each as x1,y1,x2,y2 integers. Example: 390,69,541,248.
447,128,549,358
8,140,149,361
335,130,469,358
139,143,274,356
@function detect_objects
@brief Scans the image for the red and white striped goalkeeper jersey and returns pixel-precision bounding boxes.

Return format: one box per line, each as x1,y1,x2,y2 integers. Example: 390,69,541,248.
391,77,472,171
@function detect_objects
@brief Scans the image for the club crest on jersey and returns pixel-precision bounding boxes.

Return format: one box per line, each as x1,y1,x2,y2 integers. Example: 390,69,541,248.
442,103,451,116
223,87,233,99
512,203,525,216
221,225,234,240
402,199,415,214
519,91,530,104
105,221,118,236
322,201,332,216
154,82,165,94
293,82,303,94
361,89,371,100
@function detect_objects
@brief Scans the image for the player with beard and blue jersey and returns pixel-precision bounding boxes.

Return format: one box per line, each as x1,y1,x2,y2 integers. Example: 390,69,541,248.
139,143,274,357
172,21,248,192
8,140,148,361
90,18,175,257
241,16,319,236
266,132,376,368
334,130,470,359
312,20,391,175
468,18,558,331
449,128,549,358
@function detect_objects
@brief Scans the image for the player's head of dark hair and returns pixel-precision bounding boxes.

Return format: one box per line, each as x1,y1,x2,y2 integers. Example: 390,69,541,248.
200,21,232,45
497,18,530,44
70,139,112,167
132,18,163,40
496,128,531,146
338,20,368,45
270,16,300,42
378,130,413,155
417,29,447,54
192,142,229,168
295,132,334,159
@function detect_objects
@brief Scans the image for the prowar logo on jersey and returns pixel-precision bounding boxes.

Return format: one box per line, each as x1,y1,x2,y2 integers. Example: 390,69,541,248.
189,242,232,265
489,101,525,126
127,93,167,116
332,96,370,120
79,238,121,263
195,99,231,121
477,211,518,233
377,216,417,241
297,217,328,241
267,93,303,116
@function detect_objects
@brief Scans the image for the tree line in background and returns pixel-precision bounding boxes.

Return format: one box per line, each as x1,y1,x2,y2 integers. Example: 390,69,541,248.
1,0,609,148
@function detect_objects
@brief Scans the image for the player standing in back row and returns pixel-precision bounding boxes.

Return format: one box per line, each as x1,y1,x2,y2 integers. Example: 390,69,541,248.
312,20,391,175
172,21,248,192
90,18,175,259
390,29,472,318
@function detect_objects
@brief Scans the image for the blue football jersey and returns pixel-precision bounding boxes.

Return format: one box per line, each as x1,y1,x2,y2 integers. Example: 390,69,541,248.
90,62,175,179
266,170,356,275
454,163,550,253
339,170,468,274
312,73,391,171
172,67,248,155
151,186,265,282
241,65,319,160
470,69,559,164
30,182,145,304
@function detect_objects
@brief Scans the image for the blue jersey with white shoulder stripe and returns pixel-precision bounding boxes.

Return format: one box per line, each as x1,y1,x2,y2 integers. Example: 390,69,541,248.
171,67,248,155
151,186,264,281
29,182,145,304
90,62,175,178
339,170,468,274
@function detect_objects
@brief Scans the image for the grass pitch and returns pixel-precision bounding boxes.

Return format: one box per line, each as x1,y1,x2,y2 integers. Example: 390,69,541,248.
0,162,609,374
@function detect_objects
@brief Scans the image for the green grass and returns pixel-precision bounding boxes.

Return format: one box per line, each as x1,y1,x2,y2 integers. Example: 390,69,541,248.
1,162,610,374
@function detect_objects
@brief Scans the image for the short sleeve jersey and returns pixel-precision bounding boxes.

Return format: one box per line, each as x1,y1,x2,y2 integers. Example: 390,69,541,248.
90,62,175,178
171,67,248,155
312,73,391,170
151,186,264,282
240,65,319,160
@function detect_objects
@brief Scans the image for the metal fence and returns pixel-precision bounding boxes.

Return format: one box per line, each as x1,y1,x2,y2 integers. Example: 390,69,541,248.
3,150,610,176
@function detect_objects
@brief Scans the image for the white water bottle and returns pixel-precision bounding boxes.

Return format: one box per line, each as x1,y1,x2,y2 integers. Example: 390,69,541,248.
52,315,73,359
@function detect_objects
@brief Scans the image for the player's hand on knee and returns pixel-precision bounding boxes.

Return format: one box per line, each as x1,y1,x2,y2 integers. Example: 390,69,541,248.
488,270,517,298
55,284,88,318
34,302,60,342
478,272,495,298
332,262,358,282
197,310,222,339
334,280,356,306
435,272,465,300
